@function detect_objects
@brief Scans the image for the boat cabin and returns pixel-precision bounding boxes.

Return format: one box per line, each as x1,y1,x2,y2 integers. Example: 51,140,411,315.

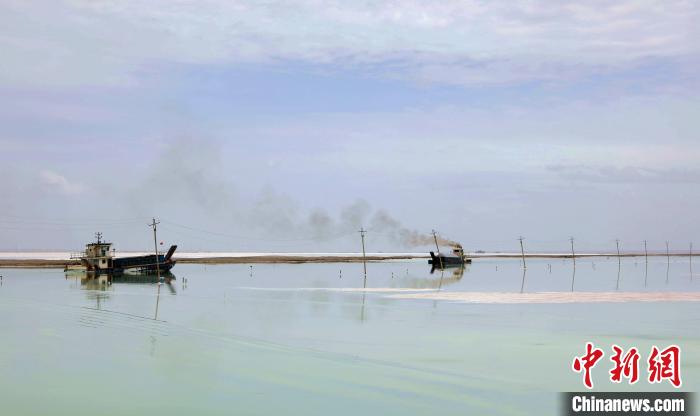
82,233,114,271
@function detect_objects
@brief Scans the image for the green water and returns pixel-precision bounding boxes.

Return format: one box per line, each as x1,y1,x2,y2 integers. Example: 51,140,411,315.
0,258,698,415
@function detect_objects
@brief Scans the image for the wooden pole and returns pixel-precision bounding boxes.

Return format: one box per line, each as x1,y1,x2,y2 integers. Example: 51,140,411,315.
431,229,440,253
149,218,162,320
690,242,693,280
432,229,444,269
569,237,576,292
359,227,367,286
644,240,648,264
149,218,161,279
644,240,648,287
518,236,526,269
570,237,576,268
644,239,649,287
615,239,621,290
666,241,670,284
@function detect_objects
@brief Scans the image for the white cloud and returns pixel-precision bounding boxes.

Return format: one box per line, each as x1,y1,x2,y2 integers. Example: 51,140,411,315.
0,0,697,87
39,170,86,195
547,165,700,184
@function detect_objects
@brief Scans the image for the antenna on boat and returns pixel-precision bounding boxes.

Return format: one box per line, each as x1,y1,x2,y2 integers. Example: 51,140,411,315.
95,232,102,244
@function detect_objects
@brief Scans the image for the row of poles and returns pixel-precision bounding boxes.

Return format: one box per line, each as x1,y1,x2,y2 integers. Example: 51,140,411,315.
517,237,694,269
518,237,694,286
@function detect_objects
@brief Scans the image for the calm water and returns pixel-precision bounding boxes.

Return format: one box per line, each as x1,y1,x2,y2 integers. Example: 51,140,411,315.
0,257,698,415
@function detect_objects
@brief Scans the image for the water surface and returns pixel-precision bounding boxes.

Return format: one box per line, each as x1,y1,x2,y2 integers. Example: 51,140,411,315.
0,257,698,415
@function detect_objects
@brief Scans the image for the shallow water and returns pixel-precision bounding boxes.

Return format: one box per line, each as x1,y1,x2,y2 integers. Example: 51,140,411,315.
0,257,698,415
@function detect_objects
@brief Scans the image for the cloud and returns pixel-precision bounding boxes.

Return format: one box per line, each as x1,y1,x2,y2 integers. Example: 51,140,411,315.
39,170,86,194
0,0,697,87
547,165,700,185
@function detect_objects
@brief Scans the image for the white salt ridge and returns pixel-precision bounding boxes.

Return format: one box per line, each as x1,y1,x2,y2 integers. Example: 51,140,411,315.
0,251,429,260
387,291,700,304
234,287,437,293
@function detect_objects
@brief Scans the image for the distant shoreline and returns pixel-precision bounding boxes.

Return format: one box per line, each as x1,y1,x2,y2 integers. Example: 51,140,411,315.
0,251,696,269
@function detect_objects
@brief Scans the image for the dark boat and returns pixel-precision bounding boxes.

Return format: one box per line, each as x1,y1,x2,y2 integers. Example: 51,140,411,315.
428,245,472,269
72,233,177,274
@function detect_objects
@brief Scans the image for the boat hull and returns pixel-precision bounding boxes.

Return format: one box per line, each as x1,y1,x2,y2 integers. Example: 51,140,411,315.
428,251,472,267
81,247,178,275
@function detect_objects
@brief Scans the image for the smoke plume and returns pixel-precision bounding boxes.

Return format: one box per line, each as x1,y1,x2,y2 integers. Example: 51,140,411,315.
370,210,461,248
123,139,461,250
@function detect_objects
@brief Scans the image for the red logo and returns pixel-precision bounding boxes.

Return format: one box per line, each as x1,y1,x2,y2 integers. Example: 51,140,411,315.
573,344,681,388
648,345,681,388
572,342,604,389
609,345,640,384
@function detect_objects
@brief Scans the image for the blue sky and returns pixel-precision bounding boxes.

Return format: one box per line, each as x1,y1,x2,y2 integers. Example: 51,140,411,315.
0,1,699,253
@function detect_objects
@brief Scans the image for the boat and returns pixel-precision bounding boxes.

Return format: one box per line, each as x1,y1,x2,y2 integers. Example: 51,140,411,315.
70,233,177,274
428,244,472,269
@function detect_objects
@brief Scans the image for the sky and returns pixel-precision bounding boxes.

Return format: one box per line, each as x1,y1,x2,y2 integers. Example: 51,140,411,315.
0,0,699,253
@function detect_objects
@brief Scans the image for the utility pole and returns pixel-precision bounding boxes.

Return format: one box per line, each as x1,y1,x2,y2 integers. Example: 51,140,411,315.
518,236,526,269
431,229,444,269
570,237,576,268
149,217,162,320
359,227,367,285
148,218,161,280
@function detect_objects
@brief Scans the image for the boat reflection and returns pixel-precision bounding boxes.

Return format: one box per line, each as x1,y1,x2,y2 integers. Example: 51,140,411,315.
66,272,177,288
66,272,177,320
417,264,466,289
